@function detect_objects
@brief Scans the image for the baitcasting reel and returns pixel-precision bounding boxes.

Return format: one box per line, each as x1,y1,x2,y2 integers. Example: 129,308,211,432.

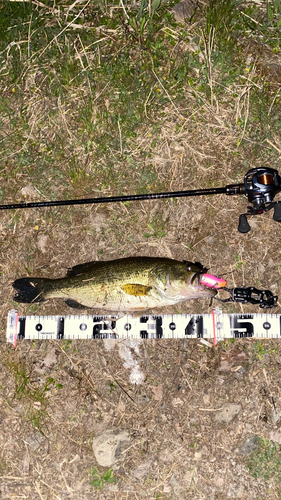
0,166,281,233
237,167,281,233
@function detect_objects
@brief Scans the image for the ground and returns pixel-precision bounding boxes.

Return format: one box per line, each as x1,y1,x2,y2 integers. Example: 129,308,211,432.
1,1,281,499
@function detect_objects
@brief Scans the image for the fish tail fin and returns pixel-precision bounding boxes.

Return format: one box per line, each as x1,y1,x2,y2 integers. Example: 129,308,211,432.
12,278,51,303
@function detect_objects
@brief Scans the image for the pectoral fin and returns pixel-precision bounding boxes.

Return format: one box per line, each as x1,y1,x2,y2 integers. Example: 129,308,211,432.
65,298,88,309
121,284,152,296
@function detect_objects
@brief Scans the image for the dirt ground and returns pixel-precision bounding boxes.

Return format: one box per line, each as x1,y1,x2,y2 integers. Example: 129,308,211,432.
1,149,281,500
1,334,281,500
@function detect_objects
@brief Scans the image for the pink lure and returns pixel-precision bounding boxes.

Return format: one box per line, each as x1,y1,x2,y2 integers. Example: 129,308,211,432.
200,273,227,289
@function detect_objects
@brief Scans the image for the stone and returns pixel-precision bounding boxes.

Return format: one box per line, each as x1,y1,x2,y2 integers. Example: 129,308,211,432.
37,234,48,253
133,459,153,479
237,435,259,456
270,431,281,445
172,397,184,407
171,0,198,23
20,185,39,198
24,431,48,452
214,404,242,424
92,429,130,467
34,348,58,374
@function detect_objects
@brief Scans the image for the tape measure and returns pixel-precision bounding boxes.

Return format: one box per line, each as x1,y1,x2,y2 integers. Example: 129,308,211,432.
6,308,281,346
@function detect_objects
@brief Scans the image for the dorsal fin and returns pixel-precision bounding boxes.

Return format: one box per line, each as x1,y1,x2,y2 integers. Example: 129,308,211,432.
67,261,99,277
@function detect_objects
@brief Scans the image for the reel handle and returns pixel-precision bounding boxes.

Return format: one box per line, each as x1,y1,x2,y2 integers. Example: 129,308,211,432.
238,214,251,233
273,201,281,222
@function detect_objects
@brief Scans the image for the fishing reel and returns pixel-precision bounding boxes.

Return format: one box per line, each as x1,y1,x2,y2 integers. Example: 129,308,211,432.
237,167,281,233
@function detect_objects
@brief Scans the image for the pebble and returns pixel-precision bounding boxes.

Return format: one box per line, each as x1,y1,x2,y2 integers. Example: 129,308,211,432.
24,431,48,452
92,429,130,467
34,348,58,374
36,234,48,253
270,431,281,444
20,185,39,198
172,397,184,407
237,435,259,456
214,403,242,424
133,459,153,479
171,0,198,22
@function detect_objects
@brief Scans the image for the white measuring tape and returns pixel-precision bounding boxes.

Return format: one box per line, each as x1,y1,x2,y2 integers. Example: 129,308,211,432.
6,308,281,346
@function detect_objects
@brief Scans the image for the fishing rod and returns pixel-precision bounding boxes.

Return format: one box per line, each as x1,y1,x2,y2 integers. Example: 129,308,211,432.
2,166,281,233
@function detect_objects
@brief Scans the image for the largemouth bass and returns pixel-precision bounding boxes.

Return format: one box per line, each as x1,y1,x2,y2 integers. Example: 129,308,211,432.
13,257,219,312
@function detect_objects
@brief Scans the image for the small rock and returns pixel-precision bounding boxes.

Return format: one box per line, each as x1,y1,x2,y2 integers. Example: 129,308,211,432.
21,452,30,474
170,476,186,497
118,341,145,385
107,484,119,493
237,435,259,456
24,431,48,452
213,474,224,488
270,431,281,444
214,403,242,424
205,236,215,245
37,234,48,253
183,468,197,485
20,185,39,198
258,263,265,275
163,484,171,493
219,349,248,371
159,448,173,463
92,429,130,467
34,348,58,374
272,411,281,426
194,449,203,460
172,397,184,407
150,385,163,401
133,459,153,479
171,0,198,22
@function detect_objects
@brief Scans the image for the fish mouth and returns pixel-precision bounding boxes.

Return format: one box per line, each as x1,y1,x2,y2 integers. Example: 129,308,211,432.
191,273,217,295
191,272,204,288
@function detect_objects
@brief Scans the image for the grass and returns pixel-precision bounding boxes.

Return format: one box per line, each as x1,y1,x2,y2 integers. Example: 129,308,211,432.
7,357,62,429
246,438,281,483
1,0,280,205
89,466,116,490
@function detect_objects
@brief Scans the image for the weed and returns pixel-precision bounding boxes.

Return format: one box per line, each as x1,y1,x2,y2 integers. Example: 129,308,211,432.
144,213,168,238
7,359,60,429
61,340,73,351
234,253,245,270
246,438,281,483
89,467,116,490
253,341,268,360
189,436,198,449
109,381,117,393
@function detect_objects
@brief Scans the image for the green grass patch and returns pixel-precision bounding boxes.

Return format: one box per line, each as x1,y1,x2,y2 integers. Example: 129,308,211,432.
246,438,281,483
90,467,116,490
7,358,61,429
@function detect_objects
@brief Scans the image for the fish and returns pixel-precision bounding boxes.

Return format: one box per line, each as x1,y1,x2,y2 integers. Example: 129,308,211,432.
12,257,218,312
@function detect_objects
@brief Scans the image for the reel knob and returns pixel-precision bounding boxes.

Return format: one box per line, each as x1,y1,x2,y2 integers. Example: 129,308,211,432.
238,214,251,233
273,201,281,222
